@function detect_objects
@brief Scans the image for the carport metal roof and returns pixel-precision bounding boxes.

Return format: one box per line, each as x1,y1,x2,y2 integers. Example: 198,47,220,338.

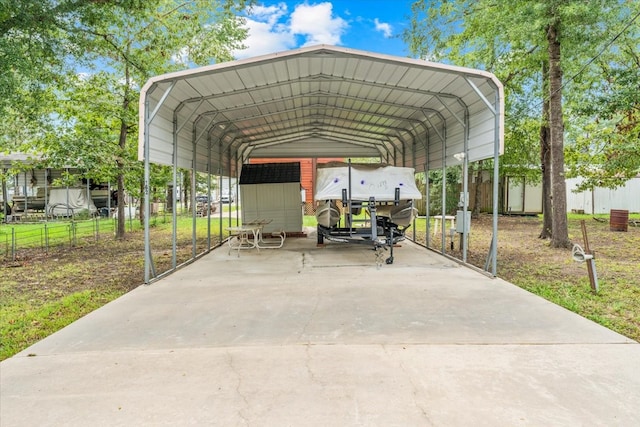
138,45,503,175
138,45,504,283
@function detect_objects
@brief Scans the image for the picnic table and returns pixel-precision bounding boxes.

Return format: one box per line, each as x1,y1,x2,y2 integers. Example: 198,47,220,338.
226,219,285,256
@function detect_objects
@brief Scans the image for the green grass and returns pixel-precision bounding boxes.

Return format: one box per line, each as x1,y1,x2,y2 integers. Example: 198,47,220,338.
0,289,123,359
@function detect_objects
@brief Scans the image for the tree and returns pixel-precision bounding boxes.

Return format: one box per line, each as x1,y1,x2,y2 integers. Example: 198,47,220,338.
404,0,637,248
72,1,249,237
564,12,640,191
546,14,570,248
1,1,153,152
7,1,250,237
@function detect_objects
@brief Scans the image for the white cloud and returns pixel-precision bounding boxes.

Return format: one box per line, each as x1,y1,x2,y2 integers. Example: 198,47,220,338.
247,3,288,26
234,2,349,59
236,17,296,59
290,2,348,46
234,3,295,59
373,18,392,38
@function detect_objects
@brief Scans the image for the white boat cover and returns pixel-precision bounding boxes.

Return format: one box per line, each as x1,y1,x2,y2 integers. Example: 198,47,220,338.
315,163,422,202
47,188,97,216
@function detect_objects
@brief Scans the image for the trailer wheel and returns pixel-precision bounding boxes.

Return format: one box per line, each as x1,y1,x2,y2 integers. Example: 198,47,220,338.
317,228,324,244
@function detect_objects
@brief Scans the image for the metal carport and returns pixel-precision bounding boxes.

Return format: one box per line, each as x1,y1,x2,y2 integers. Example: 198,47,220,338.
138,45,504,283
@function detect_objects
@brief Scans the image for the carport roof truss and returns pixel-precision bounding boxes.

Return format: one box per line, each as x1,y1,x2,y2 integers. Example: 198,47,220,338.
139,45,504,176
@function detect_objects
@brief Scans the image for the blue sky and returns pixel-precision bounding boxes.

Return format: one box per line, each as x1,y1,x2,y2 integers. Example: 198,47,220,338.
233,1,413,59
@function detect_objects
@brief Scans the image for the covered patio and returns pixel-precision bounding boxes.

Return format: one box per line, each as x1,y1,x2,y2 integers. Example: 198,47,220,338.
138,45,504,283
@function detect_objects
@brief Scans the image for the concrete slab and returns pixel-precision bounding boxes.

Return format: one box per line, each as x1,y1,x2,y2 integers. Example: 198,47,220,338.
2,232,639,426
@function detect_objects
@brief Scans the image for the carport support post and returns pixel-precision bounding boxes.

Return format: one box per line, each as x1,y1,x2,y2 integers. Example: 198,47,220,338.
411,141,417,242
218,166,223,237
235,151,240,225
218,136,224,238
490,99,500,276
192,133,198,259
143,97,153,284
143,81,175,284
226,152,231,226
207,137,212,249
462,109,470,263
441,132,447,254
424,163,431,247
227,150,232,228
172,113,178,269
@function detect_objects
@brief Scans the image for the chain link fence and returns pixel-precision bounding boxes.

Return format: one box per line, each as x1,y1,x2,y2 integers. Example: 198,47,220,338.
0,219,122,261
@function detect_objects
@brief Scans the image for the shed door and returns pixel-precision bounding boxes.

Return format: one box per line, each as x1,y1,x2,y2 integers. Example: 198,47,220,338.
507,178,524,213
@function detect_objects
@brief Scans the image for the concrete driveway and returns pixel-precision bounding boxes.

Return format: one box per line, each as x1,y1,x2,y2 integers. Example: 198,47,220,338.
2,231,639,426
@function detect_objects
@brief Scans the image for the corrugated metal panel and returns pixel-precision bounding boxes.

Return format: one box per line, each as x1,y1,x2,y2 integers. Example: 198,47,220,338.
139,45,503,178
566,177,640,214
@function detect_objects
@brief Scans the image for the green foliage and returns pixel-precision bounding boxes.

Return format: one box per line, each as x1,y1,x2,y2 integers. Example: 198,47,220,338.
2,1,252,236
404,0,639,186
426,167,462,215
565,43,640,190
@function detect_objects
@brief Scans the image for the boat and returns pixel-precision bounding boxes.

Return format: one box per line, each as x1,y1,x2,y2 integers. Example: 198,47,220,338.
376,200,418,228
314,162,422,265
315,200,341,227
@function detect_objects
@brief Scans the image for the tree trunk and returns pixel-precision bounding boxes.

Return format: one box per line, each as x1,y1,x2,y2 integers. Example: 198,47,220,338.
115,61,131,239
182,172,190,212
547,23,571,248
116,120,127,239
166,184,173,213
1,174,9,217
539,61,553,239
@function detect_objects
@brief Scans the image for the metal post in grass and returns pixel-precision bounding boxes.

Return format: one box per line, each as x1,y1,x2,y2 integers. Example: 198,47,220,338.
67,222,76,247
579,220,599,293
45,223,49,254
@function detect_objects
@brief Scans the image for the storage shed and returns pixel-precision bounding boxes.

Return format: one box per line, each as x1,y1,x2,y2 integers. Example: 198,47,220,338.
239,162,303,234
